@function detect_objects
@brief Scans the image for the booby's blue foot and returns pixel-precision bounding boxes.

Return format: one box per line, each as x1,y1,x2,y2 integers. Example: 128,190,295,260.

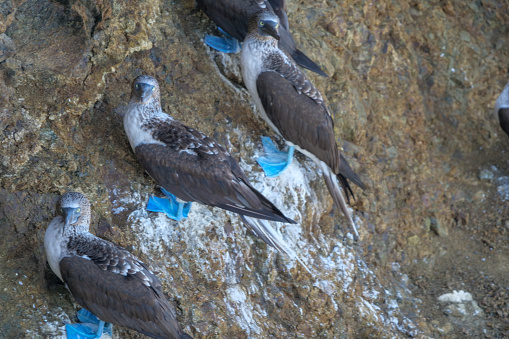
256,137,295,177
204,27,241,54
147,188,192,221
65,309,112,339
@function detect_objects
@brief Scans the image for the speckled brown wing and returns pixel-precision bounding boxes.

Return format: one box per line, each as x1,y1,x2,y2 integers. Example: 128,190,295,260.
136,120,295,223
270,55,328,110
256,71,340,172
256,71,364,199
196,0,258,41
60,241,186,339
68,236,156,284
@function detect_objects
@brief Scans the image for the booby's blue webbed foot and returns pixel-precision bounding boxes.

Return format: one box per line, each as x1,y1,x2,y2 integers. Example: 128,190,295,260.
147,188,192,221
204,27,241,54
65,309,112,339
256,136,295,177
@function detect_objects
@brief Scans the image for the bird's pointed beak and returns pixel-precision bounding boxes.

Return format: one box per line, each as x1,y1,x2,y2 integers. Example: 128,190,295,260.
259,21,280,41
62,207,78,231
135,83,155,102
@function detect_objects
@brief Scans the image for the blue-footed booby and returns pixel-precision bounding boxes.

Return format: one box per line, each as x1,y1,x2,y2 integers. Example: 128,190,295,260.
44,192,192,339
495,80,509,137
240,10,365,239
196,0,328,77
123,75,309,269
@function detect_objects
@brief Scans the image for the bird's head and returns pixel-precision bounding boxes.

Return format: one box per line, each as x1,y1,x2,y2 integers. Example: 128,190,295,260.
131,75,161,105
249,10,280,41
60,192,90,233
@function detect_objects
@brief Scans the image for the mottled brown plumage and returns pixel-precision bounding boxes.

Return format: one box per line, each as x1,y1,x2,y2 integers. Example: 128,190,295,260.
45,192,192,339
241,10,365,238
60,248,187,339
256,71,365,200
256,72,337,169
124,75,309,265
134,128,294,222
196,0,327,76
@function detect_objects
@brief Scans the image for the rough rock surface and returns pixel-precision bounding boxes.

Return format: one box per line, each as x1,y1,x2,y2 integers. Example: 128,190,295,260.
1,0,508,338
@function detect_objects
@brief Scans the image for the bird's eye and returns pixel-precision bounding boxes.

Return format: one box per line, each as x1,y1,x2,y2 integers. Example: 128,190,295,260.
135,84,140,89
151,87,154,92
76,208,81,213
275,23,279,29
259,20,264,27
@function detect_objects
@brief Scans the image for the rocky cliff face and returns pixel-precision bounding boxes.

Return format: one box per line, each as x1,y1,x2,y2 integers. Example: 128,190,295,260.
1,0,508,338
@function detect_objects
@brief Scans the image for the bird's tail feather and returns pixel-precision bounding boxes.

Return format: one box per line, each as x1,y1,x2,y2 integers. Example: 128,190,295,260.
339,153,365,191
240,215,311,274
291,48,328,77
320,161,359,240
337,174,355,204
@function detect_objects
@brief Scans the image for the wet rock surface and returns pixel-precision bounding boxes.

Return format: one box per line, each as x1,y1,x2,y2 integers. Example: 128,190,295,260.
1,0,508,338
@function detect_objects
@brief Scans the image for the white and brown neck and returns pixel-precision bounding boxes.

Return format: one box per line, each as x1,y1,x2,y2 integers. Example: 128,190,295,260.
124,97,168,151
